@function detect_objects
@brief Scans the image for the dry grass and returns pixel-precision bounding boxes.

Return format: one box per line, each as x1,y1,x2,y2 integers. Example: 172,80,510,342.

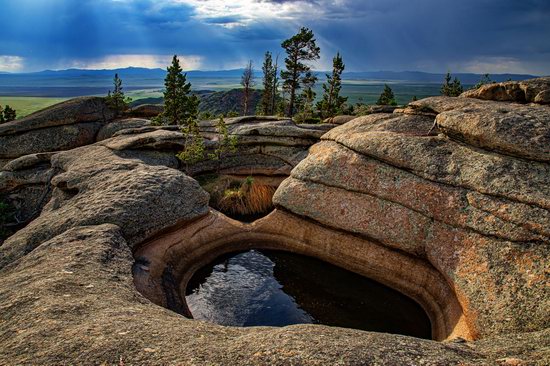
200,175,276,217
218,180,275,216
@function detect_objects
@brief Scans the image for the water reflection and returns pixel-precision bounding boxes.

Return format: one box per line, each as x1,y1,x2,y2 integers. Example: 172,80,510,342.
185,249,431,339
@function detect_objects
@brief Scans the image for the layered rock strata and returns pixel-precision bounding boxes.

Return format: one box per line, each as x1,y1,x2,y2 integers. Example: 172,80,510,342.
0,78,549,365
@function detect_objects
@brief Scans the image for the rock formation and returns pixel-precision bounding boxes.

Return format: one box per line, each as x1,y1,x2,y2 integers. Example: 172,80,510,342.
0,77,548,365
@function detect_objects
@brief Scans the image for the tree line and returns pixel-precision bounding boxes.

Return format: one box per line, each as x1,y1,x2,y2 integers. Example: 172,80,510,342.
254,27,349,122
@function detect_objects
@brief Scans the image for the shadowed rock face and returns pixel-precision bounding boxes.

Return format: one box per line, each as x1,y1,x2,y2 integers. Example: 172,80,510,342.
0,79,549,365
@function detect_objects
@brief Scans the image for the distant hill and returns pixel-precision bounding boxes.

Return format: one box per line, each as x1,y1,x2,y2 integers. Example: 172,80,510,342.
131,89,262,116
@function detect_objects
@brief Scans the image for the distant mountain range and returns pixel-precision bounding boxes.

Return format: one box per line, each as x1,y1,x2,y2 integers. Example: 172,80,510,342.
0,67,539,99
0,66,537,84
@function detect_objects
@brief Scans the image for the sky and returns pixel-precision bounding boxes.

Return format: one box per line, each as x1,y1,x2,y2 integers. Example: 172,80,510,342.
0,0,549,74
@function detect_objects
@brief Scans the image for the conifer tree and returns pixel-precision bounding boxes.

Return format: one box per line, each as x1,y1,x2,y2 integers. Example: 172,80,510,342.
105,73,130,116
281,27,320,117
440,72,464,97
295,71,317,123
3,105,16,121
0,106,4,124
317,52,348,119
241,60,254,115
271,54,280,115
377,84,397,106
163,55,199,126
474,73,493,89
177,119,205,173
259,52,275,115
208,116,238,172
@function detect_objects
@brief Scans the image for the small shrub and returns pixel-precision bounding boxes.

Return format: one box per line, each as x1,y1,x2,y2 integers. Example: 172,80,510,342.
177,119,206,172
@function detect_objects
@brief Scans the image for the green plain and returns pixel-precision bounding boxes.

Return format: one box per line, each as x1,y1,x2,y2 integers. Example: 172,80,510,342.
0,97,68,118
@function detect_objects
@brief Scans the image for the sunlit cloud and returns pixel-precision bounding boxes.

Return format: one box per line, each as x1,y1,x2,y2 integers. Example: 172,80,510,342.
0,56,24,72
457,57,532,74
66,54,203,70
174,0,324,26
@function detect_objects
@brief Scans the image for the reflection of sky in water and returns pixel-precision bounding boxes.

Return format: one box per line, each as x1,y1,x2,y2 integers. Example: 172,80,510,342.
186,250,313,327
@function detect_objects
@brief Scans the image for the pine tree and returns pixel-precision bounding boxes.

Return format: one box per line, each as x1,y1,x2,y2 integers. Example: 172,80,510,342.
3,105,16,121
105,73,131,116
295,71,317,123
208,116,238,172
259,52,275,116
440,72,464,97
376,84,397,106
317,52,348,119
474,73,493,89
241,60,254,115
163,55,199,126
271,54,280,116
0,105,4,124
280,27,320,117
177,119,205,173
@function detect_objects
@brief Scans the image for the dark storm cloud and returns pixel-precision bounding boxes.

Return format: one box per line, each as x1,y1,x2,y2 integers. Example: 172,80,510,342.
0,0,548,74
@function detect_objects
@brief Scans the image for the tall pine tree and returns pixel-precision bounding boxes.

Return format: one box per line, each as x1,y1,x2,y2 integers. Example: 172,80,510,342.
259,52,275,115
317,52,347,119
280,27,320,117
163,55,199,126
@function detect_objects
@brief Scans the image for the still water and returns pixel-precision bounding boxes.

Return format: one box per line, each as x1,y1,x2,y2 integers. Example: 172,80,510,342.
185,249,432,339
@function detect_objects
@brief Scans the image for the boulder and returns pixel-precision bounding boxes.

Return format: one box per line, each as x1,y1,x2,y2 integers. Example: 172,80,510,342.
460,77,550,104
400,96,550,161
436,101,550,162
127,103,164,118
0,144,209,268
323,115,356,124
0,97,115,160
96,118,152,141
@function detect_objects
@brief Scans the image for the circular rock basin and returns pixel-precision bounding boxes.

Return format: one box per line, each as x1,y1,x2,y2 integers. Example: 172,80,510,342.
185,249,432,339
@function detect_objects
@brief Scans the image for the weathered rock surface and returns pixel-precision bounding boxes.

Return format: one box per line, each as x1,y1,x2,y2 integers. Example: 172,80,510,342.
460,77,550,104
0,97,116,165
404,96,550,161
127,103,164,118
96,118,152,141
193,116,335,176
323,115,356,124
0,152,54,226
274,89,550,341
0,143,209,269
4,223,524,365
1,82,549,365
